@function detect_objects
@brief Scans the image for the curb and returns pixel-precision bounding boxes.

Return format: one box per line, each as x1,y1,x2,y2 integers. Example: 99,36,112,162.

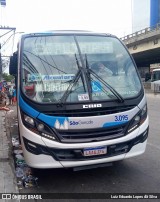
0,110,19,202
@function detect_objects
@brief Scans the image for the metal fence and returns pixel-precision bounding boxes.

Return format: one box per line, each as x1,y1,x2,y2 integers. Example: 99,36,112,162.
120,23,160,41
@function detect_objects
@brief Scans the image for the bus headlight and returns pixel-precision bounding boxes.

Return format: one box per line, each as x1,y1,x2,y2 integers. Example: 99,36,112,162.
37,123,44,131
127,105,147,133
24,114,35,126
21,111,58,141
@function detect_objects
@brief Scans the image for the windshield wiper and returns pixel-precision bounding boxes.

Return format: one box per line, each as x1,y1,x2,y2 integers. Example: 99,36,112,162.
85,55,124,103
85,54,93,100
59,54,90,104
59,69,81,104
75,53,88,93
90,69,124,102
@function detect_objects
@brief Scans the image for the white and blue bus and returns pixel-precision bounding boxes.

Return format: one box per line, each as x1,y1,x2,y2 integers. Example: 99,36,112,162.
9,31,149,170
151,68,160,92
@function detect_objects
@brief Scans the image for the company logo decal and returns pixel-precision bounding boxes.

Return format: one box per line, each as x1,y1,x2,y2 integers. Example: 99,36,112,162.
69,120,93,126
28,74,75,82
54,119,94,129
54,118,69,130
83,104,102,108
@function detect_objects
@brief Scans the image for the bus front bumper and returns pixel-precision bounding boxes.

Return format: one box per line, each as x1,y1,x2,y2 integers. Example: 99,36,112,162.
22,126,148,169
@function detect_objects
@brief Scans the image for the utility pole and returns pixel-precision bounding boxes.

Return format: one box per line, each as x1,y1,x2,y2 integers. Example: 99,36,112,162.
0,1,16,80
0,26,16,80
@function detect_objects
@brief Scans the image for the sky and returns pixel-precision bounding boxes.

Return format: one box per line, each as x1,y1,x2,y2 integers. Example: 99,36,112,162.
1,0,132,37
0,0,133,72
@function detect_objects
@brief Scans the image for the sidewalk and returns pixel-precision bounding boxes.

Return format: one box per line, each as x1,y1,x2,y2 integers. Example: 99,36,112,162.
0,106,19,202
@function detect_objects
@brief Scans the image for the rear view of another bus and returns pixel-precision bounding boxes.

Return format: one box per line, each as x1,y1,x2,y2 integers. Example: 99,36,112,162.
9,31,149,170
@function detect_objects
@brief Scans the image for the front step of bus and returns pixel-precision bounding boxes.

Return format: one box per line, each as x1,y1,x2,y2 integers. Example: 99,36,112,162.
73,162,113,171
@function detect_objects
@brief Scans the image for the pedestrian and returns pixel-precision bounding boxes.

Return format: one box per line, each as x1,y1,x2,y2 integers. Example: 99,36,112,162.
0,90,10,111
7,87,13,105
12,86,17,105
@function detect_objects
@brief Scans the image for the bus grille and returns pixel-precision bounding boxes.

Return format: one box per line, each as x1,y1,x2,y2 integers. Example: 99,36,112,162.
47,105,135,117
57,123,128,143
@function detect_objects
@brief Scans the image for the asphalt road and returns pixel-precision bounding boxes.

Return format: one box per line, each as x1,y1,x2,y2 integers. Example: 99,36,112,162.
6,92,160,202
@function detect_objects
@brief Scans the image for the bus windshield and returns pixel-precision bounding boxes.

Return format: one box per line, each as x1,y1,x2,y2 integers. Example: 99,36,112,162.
21,34,142,103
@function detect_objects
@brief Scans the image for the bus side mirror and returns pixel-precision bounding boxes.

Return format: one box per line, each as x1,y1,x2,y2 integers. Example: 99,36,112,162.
9,52,18,75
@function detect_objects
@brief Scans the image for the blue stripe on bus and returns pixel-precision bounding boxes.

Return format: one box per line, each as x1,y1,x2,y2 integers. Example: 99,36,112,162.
19,96,39,118
103,121,127,128
19,96,69,127
38,113,68,128
19,96,127,129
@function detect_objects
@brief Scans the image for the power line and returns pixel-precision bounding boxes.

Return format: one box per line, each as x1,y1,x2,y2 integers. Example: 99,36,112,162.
0,26,16,80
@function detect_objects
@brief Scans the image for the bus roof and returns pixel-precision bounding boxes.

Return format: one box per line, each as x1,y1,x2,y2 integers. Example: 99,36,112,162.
21,30,114,37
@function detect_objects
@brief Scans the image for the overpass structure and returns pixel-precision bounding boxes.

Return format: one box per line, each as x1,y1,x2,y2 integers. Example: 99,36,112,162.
121,23,160,68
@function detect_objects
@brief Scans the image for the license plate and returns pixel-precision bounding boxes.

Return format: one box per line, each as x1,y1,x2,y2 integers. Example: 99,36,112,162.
83,146,107,156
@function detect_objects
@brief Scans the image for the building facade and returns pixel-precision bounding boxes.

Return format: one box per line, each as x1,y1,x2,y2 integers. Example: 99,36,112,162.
132,0,160,33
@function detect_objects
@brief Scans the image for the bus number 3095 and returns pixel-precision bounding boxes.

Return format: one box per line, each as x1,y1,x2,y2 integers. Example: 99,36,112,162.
115,115,128,122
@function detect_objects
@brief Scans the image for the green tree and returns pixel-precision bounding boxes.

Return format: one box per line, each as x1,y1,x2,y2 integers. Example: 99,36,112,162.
2,72,14,82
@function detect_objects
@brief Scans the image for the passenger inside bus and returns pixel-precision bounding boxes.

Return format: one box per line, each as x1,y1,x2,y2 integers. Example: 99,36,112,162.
91,62,115,76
